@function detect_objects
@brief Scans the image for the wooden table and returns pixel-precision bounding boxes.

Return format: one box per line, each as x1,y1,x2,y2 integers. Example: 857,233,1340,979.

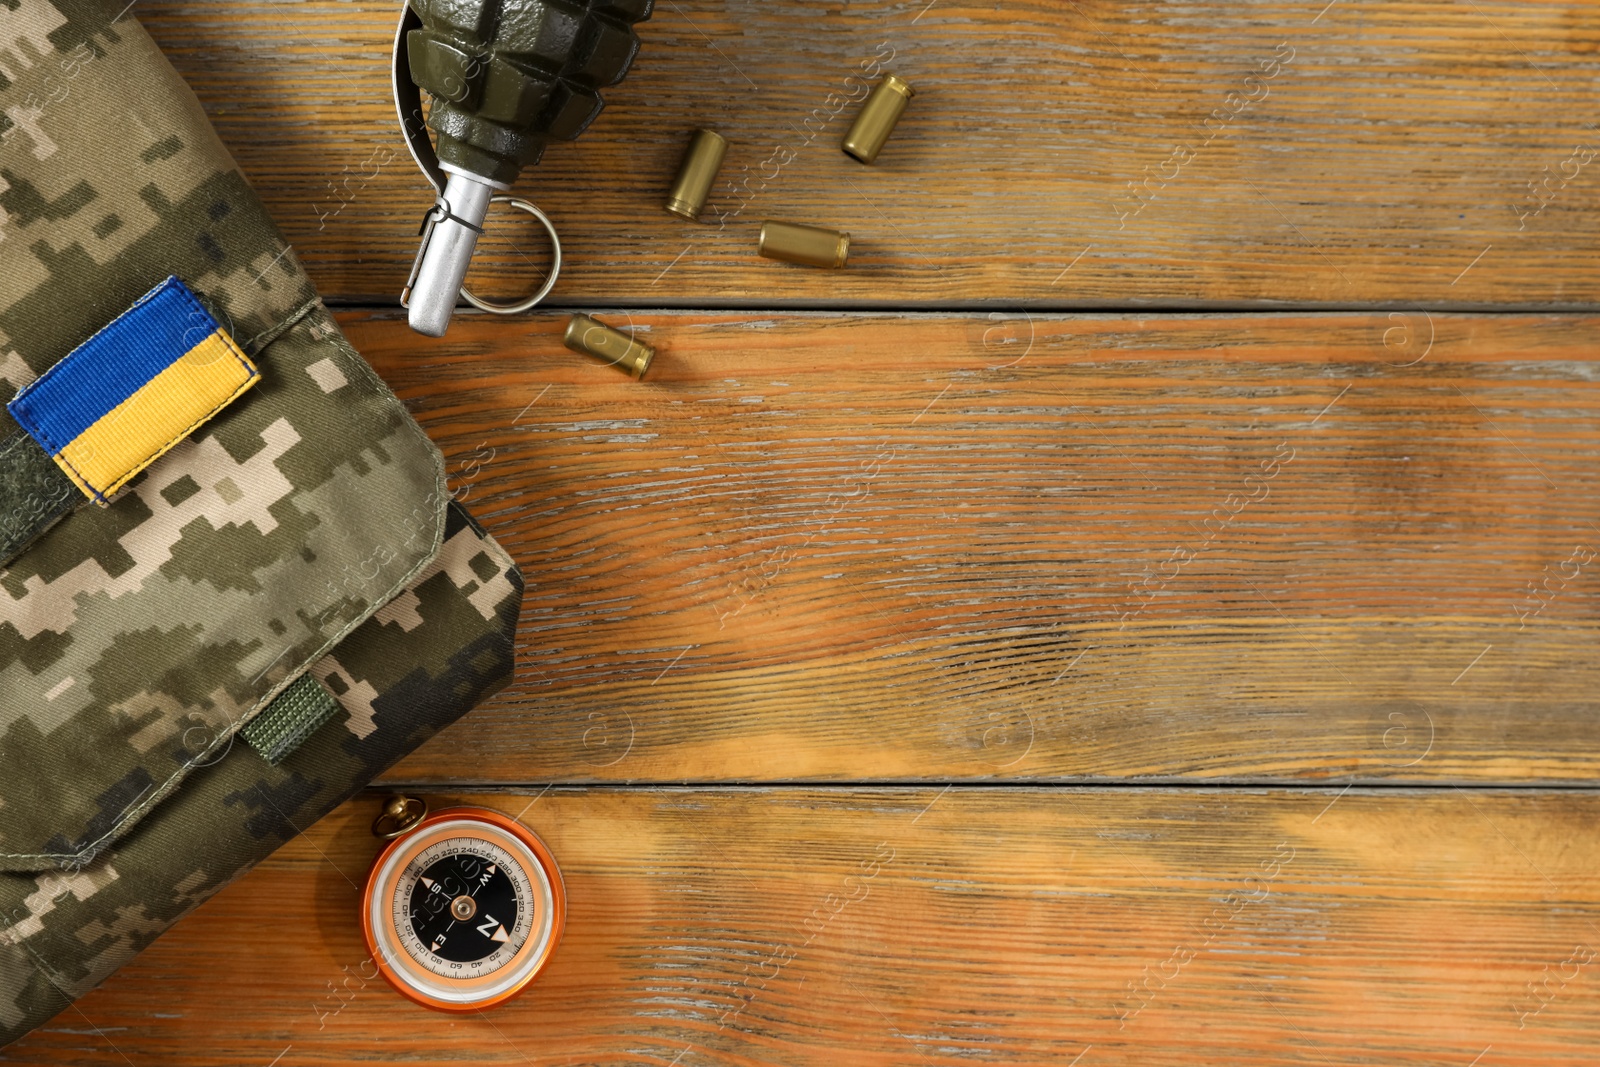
12,2,1600,1064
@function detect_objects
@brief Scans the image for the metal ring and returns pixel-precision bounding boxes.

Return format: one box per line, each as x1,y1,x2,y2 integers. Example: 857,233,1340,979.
460,196,562,315
372,794,429,839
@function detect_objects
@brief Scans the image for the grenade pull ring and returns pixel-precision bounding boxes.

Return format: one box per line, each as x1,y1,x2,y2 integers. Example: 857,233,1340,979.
403,193,562,321
392,3,562,336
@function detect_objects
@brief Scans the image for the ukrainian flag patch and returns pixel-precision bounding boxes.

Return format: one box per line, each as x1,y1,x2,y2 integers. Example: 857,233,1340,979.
7,277,259,504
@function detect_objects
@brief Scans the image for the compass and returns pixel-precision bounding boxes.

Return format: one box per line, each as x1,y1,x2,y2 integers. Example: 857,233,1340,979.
362,796,565,1011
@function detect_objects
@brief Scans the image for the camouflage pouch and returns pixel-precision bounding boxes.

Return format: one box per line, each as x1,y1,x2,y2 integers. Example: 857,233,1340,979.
0,1,521,1045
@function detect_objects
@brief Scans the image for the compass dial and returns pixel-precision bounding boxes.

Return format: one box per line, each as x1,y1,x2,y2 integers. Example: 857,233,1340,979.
363,809,564,1011
399,838,527,975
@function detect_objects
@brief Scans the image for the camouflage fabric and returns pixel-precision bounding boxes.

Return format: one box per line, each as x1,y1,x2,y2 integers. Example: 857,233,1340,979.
0,0,525,1046
0,296,449,873
0,501,524,1045
0,0,452,874
0,1,316,396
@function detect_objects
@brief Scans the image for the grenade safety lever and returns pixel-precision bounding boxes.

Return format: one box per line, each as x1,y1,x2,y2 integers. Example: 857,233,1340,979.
392,0,653,336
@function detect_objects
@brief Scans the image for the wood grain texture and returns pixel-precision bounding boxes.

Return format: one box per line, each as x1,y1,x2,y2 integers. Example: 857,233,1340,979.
139,0,1600,309
10,787,1600,1066
325,310,1600,785
17,8,1600,1062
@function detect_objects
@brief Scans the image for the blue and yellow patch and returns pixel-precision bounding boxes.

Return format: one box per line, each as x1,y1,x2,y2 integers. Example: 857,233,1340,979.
7,277,259,504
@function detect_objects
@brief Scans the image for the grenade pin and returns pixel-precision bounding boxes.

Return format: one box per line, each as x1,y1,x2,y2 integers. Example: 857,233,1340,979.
392,1,563,337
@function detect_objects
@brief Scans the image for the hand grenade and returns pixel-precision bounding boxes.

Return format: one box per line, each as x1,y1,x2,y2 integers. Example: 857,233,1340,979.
394,0,653,335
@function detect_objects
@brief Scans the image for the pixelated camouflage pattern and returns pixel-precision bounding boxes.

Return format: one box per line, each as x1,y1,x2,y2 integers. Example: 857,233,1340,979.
0,0,456,874
0,0,525,1045
0,299,449,874
0,501,523,1046
0,0,316,405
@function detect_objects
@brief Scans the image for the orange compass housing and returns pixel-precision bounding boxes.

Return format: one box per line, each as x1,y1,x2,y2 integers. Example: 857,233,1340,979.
362,805,566,1012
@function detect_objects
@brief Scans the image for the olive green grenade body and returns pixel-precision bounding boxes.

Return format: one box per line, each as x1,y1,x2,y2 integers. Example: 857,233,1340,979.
407,0,651,184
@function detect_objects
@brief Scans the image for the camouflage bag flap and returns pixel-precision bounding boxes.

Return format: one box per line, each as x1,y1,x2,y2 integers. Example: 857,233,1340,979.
0,492,523,1048
0,1,450,873
0,1,525,1045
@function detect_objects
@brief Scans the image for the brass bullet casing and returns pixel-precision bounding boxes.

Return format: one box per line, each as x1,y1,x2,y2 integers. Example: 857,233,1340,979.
564,314,654,378
842,74,915,164
758,220,850,269
666,128,729,220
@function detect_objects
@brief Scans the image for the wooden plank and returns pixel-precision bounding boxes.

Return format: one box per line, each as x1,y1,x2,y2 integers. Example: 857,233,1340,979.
139,1,1600,308
329,310,1600,784
14,787,1600,1065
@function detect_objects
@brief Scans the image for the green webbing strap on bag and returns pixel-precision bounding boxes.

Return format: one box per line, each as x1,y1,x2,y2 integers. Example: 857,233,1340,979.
0,433,79,564
241,674,341,765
